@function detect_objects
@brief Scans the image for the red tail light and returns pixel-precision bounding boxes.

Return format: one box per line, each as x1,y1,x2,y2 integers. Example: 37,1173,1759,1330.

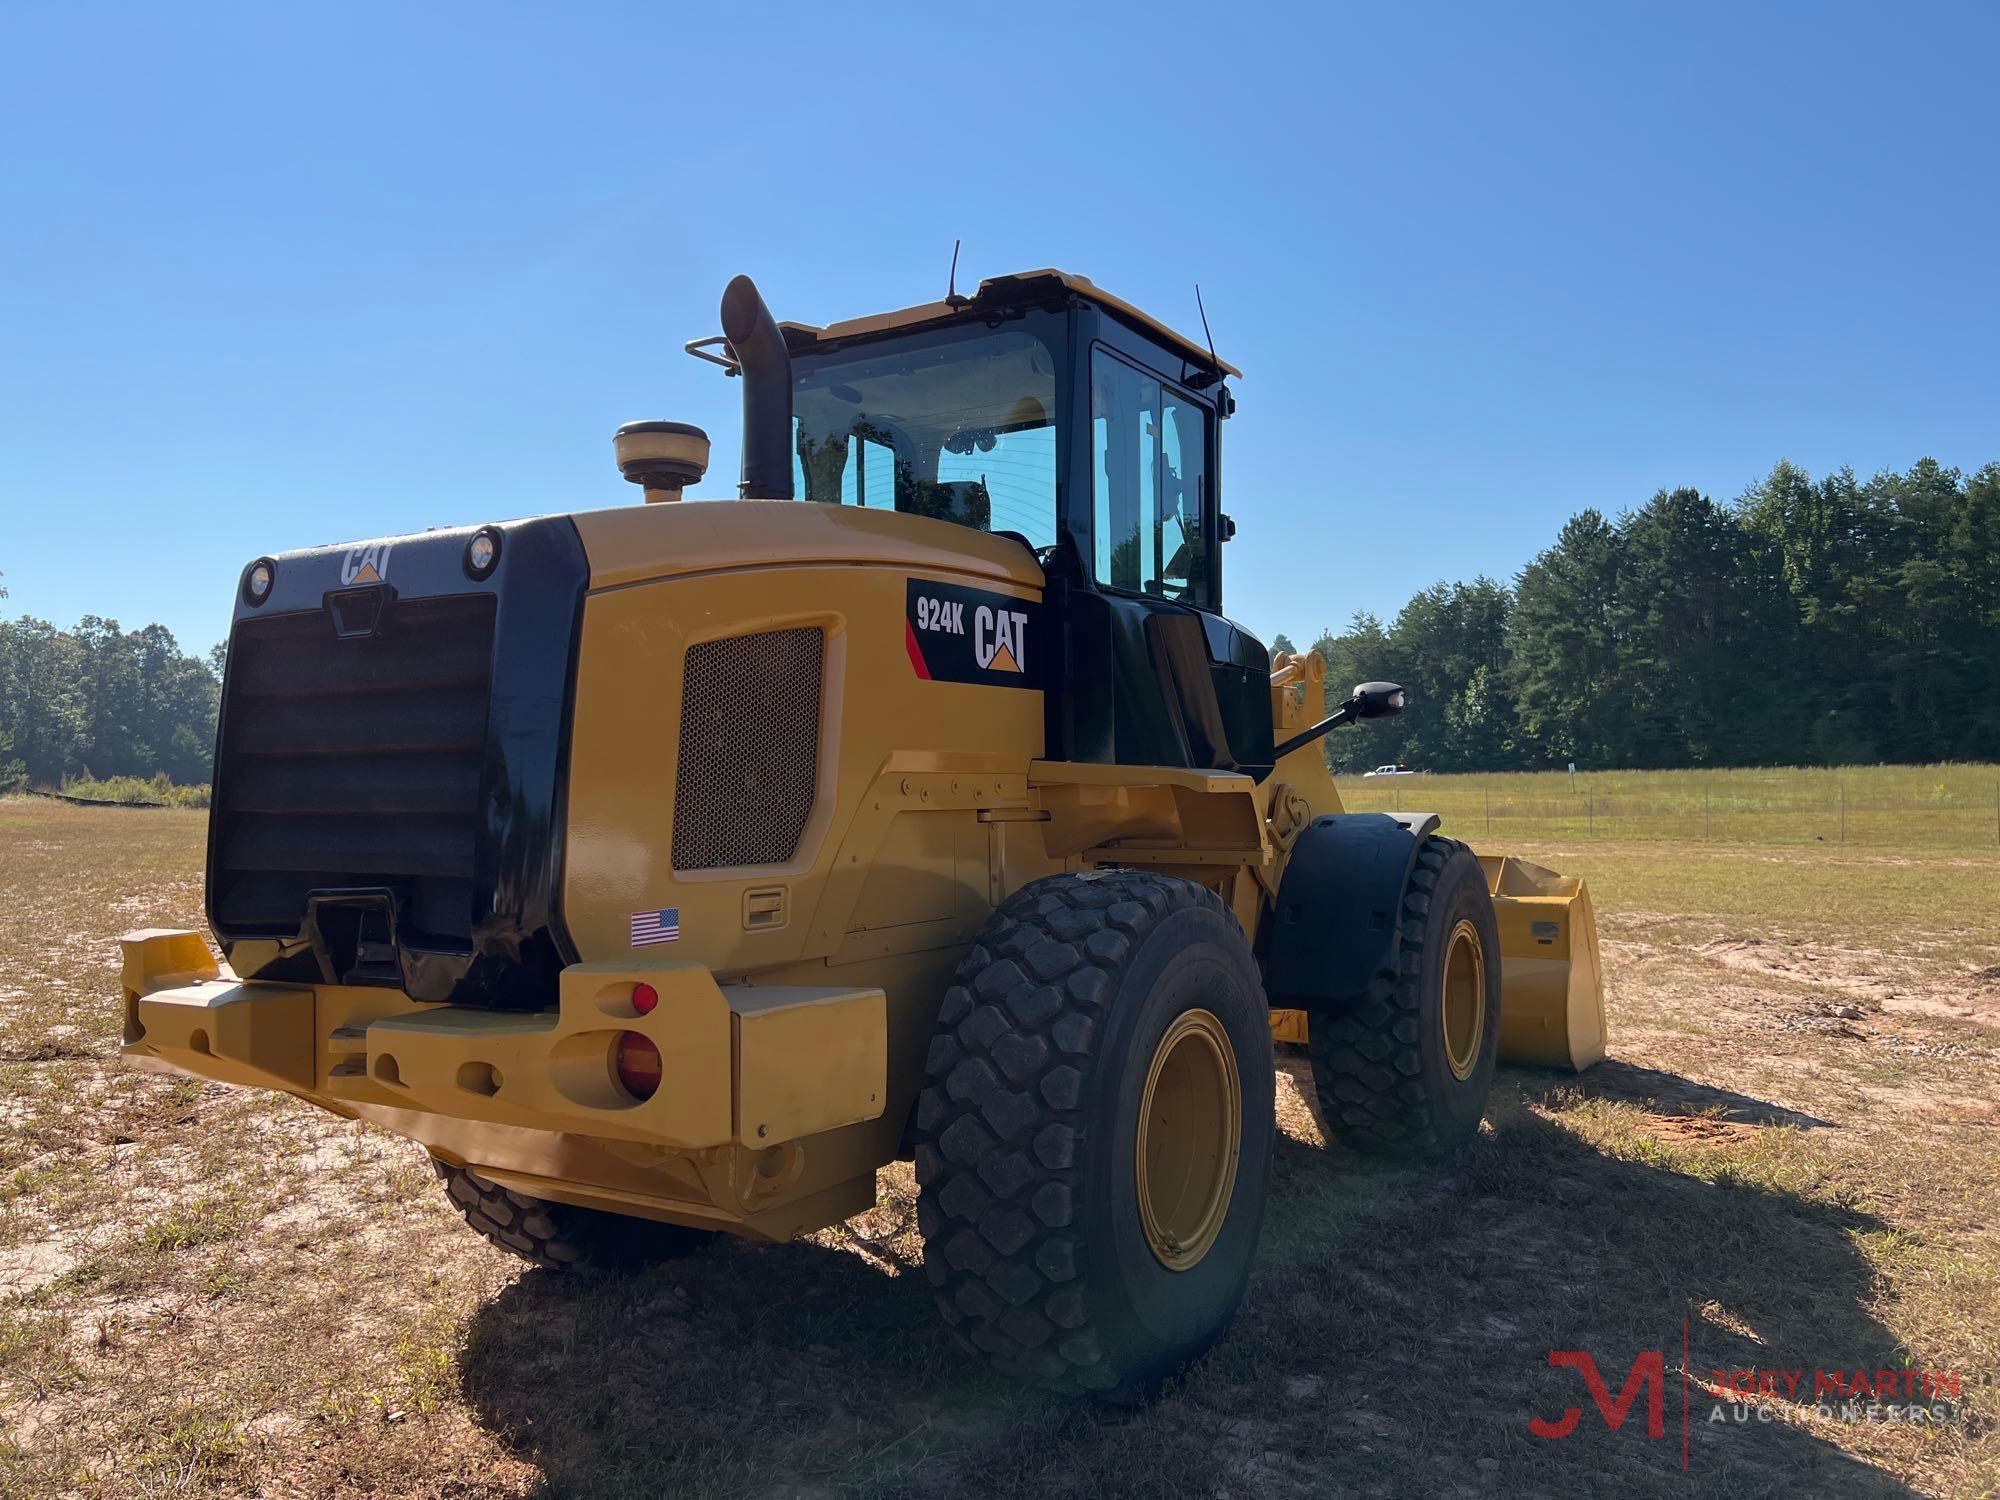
632,982,659,1015
615,1032,661,1100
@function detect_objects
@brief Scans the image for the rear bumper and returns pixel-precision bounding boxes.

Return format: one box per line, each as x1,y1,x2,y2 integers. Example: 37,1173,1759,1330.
119,929,890,1237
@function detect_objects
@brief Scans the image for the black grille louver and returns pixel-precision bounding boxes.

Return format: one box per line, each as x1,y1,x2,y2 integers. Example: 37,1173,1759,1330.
205,513,590,1008
211,595,496,943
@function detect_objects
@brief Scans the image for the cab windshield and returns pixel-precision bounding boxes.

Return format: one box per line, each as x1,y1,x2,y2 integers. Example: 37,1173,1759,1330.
790,325,1060,550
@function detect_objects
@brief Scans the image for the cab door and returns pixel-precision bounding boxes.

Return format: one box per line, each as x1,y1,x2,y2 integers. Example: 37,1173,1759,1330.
1049,343,1271,773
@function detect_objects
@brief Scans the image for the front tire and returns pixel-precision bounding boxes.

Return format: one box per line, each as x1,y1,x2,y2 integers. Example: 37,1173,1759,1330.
1307,836,1502,1156
911,871,1275,1400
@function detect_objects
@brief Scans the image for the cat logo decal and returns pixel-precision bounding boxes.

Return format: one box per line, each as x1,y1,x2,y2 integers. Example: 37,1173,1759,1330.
340,543,393,586
906,579,1041,690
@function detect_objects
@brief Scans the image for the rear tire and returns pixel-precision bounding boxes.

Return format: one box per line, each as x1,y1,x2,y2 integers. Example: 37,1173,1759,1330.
912,870,1275,1401
432,1159,713,1270
1307,836,1501,1156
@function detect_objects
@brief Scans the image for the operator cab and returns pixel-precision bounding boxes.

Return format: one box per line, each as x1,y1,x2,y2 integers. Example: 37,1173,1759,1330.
693,270,1275,776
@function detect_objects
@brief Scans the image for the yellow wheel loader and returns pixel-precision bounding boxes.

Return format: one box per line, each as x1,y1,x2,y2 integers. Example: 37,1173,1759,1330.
119,268,1603,1399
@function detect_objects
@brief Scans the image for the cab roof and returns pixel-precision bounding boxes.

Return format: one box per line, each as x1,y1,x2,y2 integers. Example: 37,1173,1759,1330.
779,269,1242,380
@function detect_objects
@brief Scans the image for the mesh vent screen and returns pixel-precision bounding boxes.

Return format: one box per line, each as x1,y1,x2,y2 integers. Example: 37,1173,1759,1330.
672,627,825,871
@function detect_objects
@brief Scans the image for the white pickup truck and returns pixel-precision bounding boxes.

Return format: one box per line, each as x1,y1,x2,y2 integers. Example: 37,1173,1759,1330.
1362,764,1418,778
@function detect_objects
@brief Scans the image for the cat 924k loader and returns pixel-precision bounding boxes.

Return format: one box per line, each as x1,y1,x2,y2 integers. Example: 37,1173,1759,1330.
119,268,1604,1399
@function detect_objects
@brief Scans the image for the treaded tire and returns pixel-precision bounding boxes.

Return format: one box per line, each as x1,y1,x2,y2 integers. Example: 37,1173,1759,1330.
912,870,1275,1401
1307,835,1502,1157
432,1159,713,1270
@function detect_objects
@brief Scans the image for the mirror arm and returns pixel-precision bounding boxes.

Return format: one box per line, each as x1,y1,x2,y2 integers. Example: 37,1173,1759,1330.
1271,701,1358,761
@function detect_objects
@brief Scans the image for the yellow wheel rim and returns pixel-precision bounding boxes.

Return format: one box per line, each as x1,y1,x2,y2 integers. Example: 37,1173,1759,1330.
1135,1008,1241,1272
1441,918,1487,1081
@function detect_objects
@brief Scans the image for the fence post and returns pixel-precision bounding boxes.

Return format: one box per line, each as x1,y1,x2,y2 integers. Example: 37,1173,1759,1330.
1587,795,1593,837
1485,787,1492,837
1839,781,1846,845
1704,791,1710,842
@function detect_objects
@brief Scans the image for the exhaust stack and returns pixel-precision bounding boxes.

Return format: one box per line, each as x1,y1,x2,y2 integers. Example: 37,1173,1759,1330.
719,274,794,500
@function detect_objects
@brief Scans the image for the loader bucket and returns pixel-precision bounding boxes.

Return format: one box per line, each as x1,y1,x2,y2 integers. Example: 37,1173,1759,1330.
1480,854,1606,1071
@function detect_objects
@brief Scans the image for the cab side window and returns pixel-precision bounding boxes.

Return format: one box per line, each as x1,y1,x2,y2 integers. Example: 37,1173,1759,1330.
1090,348,1211,607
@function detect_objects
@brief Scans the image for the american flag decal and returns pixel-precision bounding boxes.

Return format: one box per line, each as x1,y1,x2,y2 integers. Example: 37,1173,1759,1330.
630,907,681,947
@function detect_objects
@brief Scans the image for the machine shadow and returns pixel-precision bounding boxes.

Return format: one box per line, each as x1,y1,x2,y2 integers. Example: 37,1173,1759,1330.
1559,1056,1837,1129
457,1063,1919,1498
1230,1065,1917,1496
459,1229,986,1497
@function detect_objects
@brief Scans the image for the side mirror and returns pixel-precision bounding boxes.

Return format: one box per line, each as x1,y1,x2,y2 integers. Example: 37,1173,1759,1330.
1349,681,1406,720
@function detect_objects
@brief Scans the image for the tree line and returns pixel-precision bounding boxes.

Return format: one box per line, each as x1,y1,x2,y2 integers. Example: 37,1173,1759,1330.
3,453,1995,789
1307,457,2000,774
0,597,222,788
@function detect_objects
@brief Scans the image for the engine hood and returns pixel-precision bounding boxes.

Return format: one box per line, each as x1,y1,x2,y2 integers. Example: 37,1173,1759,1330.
568,498,1047,593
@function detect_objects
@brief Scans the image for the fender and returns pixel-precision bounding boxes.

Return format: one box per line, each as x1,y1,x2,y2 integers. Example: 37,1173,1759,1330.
1266,812,1441,1008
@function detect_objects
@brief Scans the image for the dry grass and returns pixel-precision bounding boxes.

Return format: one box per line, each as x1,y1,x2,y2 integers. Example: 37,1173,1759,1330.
0,796,1996,1496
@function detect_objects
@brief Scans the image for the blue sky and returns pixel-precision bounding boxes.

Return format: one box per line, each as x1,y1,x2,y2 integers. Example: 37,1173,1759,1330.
2,2,1995,657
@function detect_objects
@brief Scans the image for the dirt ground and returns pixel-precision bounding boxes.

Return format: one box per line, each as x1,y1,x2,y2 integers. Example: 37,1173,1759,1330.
1,800,1996,1497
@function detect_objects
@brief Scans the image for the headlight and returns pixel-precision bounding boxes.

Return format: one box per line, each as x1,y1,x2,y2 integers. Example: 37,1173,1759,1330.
243,558,275,606
465,528,501,580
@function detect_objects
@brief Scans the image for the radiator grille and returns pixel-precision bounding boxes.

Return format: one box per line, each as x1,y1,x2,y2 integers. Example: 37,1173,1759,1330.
210,595,496,941
672,627,824,871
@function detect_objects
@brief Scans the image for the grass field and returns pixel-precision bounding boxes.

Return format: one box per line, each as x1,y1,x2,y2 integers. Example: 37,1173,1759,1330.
1337,762,2000,849
1,794,1997,1496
